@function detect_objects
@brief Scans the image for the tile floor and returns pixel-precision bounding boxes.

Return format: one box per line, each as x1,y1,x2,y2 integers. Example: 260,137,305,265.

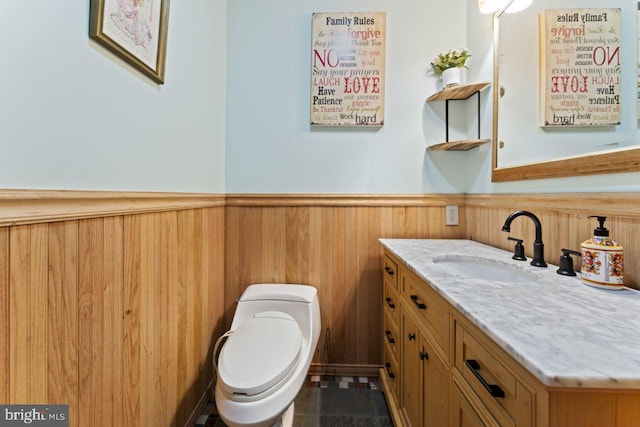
194,375,392,426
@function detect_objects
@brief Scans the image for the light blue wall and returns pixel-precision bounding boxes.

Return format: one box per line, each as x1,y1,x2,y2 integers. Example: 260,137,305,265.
0,1,227,193
3,1,638,195
225,0,473,194
226,0,640,194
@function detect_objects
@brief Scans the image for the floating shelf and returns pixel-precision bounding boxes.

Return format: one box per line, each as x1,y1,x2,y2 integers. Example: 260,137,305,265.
426,82,491,151
426,139,490,151
426,82,491,102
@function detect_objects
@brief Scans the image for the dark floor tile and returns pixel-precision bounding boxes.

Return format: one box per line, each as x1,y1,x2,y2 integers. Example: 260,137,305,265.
320,388,389,416
294,387,321,415
293,414,320,427
370,391,391,417
376,416,393,427
319,415,380,427
319,388,376,416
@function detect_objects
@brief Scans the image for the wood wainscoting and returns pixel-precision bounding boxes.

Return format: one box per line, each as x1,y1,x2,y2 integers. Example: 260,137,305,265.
0,191,225,427
224,194,466,373
465,193,640,290
4,190,640,426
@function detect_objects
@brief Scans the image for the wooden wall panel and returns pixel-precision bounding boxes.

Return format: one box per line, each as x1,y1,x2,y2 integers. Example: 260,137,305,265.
4,189,640,424
224,196,466,369
0,228,8,404
0,196,224,427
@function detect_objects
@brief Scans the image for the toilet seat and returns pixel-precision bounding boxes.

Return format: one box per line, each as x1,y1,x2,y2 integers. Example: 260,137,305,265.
218,311,302,398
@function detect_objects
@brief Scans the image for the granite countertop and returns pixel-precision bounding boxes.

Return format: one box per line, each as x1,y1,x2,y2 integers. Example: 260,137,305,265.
380,238,640,390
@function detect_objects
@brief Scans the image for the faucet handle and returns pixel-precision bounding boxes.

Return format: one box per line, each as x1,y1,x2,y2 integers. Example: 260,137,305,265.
557,248,581,276
507,237,527,261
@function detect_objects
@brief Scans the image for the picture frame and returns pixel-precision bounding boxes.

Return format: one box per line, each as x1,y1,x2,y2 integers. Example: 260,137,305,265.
310,12,387,127
89,0,170,84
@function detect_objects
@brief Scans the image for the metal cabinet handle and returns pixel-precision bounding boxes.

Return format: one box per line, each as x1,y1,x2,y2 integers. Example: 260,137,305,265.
410,294,427,310
384,266,395,276
408,333,416,341
385,297,395,309
420,351,429,361
385,330,395,344
385,362,395,379
465,359,505,398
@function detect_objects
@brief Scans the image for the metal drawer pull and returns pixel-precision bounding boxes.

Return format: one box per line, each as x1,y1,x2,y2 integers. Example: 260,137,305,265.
408,333,416,341
385,362,395,379
410,294,427,310
465,359,505,398
385,297,395,309
384,266,395,276
385,330,395,344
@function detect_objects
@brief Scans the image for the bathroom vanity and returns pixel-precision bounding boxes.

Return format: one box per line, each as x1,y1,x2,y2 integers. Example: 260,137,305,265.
379,239,640,427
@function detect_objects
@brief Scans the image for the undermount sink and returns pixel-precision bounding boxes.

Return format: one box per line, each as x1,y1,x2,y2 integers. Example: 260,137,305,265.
432,255,539,283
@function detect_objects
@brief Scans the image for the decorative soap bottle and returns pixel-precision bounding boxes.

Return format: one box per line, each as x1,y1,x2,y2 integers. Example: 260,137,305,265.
580,216,624,290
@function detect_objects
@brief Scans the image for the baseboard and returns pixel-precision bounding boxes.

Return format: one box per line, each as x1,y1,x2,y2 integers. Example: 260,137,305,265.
308,363,382,377
183,379,215,427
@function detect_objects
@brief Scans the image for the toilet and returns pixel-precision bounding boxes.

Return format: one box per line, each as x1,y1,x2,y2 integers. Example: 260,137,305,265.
214,284,321,427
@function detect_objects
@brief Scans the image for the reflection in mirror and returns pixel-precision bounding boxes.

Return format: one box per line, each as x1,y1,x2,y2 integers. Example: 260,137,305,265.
491,0,640,182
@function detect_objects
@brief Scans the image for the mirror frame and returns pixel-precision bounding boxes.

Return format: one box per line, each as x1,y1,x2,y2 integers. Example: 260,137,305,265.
490,13,640,183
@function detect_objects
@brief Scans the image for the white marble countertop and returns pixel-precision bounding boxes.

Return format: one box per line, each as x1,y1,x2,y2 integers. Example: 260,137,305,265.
380,238,640,389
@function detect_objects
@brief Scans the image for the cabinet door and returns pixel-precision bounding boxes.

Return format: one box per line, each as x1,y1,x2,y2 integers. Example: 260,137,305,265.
402,312,423,427
422,333,449,427
402,310,450,427
452,382,491,427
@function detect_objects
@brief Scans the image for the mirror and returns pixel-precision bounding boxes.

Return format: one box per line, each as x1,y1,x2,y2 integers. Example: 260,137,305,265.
491,0,640,182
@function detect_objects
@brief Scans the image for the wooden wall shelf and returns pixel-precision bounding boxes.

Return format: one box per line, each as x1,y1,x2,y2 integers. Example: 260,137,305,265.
427,82,491,151
427,82,490,102
426,139,490,151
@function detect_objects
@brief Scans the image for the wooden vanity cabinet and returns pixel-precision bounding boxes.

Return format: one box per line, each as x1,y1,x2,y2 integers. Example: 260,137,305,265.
380,246,640,427
381,251,451,426
381,249,535,427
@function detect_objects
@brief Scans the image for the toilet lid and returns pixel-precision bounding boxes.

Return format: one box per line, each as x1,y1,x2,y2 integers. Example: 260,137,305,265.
218,311,302,396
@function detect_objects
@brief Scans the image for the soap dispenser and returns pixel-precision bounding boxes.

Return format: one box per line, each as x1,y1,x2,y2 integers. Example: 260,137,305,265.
580,216,624,290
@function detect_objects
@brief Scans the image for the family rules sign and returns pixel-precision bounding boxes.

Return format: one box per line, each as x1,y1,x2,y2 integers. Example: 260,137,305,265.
539,8,621,127
310,12,386,127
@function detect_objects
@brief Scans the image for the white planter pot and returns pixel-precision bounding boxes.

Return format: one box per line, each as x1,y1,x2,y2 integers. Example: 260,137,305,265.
442,67,464,87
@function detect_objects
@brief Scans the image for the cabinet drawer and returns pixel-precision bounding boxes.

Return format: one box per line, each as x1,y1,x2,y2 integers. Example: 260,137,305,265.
383,311,400,365
402,269,449,356
383,254,398,290
383,282,400,328
383,341,401,398
455,322,532,427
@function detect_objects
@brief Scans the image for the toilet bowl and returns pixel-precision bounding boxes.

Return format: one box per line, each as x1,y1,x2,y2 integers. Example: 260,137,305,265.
214,284,321,427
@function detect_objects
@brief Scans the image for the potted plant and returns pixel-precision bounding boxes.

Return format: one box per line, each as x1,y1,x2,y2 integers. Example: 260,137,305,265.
431,49,471,87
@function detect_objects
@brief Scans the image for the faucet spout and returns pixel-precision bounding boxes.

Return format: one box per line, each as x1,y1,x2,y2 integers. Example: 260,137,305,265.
502,210,547,267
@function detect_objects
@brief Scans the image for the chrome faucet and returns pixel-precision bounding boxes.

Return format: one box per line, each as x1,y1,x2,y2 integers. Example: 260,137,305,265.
501,210,547,267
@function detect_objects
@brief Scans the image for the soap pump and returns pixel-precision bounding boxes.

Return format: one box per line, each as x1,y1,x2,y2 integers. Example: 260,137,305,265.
580,216,624,290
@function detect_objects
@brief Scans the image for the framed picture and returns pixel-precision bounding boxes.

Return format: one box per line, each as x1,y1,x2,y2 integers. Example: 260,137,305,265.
310,12,386,127
89,0,170,84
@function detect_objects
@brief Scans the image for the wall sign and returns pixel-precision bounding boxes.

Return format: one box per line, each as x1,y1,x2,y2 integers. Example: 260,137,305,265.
539,8,621,127
310,12,386,127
